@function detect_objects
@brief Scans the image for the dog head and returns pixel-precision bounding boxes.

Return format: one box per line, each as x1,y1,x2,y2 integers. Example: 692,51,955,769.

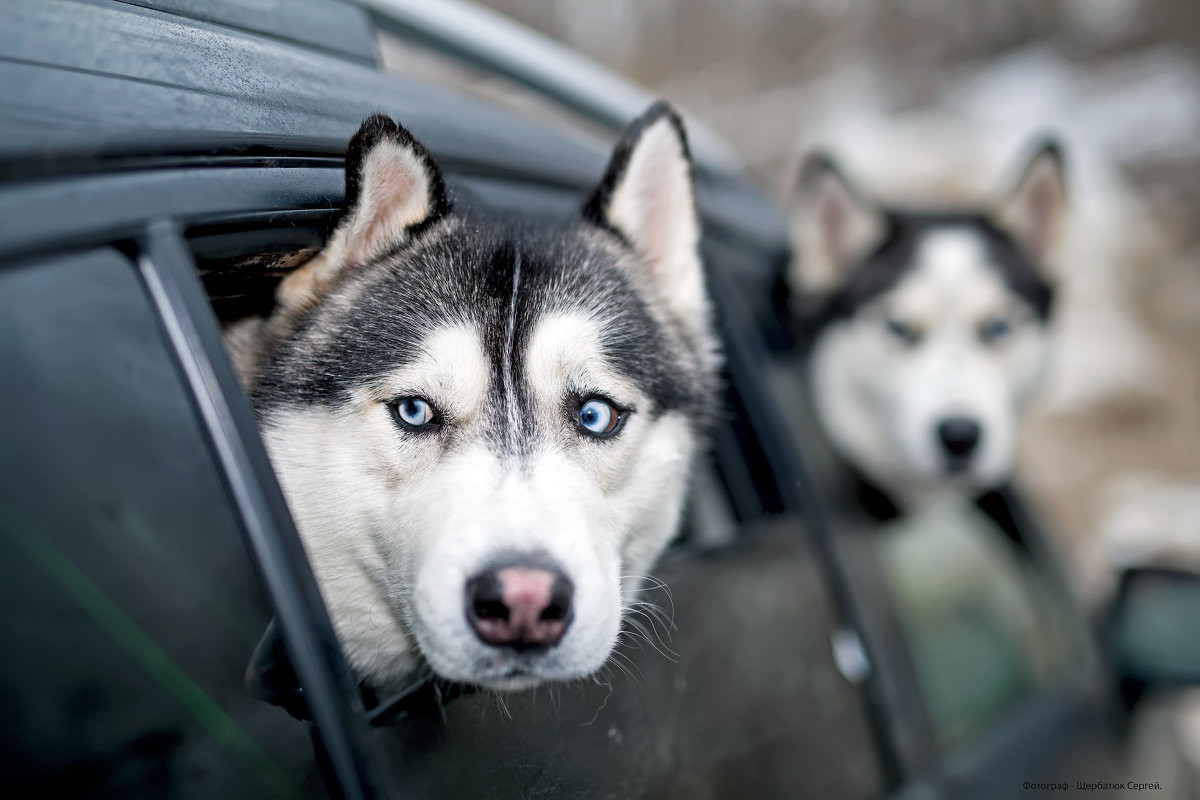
244,104,716,692
786,140,1067,497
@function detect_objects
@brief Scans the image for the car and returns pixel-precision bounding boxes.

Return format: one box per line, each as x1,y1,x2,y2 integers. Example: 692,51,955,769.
2,1,1198,798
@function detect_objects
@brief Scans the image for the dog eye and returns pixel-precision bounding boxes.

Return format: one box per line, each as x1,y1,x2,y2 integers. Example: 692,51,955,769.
979,316,1013,345
576,398,624,438
389,397,438,430
884,316,922,346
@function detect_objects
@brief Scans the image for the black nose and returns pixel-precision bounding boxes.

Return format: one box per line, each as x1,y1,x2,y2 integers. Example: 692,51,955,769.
937,417,982,460
466,564,573,652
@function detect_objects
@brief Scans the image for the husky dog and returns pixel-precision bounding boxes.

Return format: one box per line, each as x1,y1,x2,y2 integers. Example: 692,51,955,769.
785,140,1067,507
227,103,717,692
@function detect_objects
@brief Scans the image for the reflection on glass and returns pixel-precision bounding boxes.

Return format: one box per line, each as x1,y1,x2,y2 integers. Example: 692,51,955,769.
877,498,1075,747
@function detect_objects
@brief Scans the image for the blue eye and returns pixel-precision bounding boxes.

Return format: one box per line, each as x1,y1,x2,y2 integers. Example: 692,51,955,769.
576,398,623,438
979,317,1013,344
884,316,921,346
390,397,437,430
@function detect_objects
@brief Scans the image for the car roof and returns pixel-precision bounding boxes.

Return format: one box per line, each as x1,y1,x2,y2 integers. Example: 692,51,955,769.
0,0,788,257
1,1,598,183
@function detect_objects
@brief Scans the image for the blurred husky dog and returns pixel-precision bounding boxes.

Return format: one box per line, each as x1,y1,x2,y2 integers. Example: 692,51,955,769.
226,103,718,693
784,138,1068,508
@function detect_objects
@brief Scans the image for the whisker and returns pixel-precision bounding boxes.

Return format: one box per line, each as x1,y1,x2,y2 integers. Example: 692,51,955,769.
620,573,677,620
433,681,449,725
582,679,614,727
607,649,643,686
492,688,512,721
624,617,680,662
625,607,680,656
627,600,678,633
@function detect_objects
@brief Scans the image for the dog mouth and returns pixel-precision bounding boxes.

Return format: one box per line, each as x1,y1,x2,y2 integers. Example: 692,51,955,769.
941,454,975,476
460,651,575,691
410,614,593,690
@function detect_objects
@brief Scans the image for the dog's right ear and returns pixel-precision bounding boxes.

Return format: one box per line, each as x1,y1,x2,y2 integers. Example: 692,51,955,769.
277,114,450,311
786,152,885,294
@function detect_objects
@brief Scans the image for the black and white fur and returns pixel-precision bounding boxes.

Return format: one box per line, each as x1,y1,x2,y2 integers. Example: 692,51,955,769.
786,140,1068,508
226,103,718,693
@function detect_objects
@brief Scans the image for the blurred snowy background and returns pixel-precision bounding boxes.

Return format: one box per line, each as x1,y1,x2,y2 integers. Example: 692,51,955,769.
460,0,1200,604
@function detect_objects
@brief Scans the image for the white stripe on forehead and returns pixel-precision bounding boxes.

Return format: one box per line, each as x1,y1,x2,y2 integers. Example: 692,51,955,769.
893,227,1009,318
914,227,990,283
524,312,639,409
502,250,523,451
364,324,489,419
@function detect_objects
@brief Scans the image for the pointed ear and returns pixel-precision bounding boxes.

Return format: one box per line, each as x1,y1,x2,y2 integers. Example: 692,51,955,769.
995,138,1068,272
786,152,885,294
277,114,450,311
583,101,706,338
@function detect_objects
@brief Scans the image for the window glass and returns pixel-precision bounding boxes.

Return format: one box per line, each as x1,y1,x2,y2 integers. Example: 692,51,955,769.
764,351,1085,768
874,499,1077,748
0,250,324,799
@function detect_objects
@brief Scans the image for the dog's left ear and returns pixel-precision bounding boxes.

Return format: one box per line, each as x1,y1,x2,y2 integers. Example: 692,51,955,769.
278,114,451,311
996,138,1068,272
584,102,706,340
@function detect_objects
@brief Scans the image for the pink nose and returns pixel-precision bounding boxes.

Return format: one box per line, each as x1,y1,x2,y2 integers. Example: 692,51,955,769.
466,565,573,651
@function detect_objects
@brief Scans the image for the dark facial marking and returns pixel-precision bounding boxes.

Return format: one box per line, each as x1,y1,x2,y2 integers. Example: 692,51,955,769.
798,211,1054,340
252,213,705,455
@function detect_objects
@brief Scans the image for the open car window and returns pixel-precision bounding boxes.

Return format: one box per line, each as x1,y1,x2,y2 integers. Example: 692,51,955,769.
182,153,886,796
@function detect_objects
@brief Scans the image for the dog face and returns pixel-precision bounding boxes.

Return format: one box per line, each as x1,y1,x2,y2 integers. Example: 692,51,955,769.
787,143,1067,495
240,106,716,692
